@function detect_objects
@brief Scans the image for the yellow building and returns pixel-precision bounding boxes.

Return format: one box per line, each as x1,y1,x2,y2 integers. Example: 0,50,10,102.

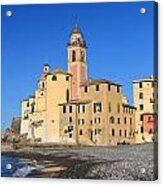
133,76,158,143
20,25,136,145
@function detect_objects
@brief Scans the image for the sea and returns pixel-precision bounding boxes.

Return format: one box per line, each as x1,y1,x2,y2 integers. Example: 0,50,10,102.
1,155,42,177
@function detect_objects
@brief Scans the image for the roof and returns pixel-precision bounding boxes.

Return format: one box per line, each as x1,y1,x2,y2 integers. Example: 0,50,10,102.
142,112,158,116
51,68,72,76
80,79,122,87
39,68,72,81
133,76,158,84
123,104,137,109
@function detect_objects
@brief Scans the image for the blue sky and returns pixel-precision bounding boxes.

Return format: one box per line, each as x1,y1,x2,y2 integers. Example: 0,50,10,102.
1,1,156,131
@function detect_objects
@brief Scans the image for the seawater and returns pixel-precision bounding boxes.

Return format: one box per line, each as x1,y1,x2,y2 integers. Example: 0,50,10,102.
1,155,41,177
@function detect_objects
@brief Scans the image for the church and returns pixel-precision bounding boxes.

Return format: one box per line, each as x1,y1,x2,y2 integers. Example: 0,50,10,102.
20,25,137,145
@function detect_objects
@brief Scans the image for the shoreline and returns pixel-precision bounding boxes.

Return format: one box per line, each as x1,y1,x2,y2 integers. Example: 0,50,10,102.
1,143,157,180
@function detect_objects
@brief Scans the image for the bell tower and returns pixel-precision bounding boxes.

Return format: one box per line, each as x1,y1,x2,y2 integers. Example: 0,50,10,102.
68,25,87,100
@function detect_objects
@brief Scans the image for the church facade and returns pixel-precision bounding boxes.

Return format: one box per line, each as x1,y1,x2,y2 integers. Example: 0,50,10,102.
20,25,141,145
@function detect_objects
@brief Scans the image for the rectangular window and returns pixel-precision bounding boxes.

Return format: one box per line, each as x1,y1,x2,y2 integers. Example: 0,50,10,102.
94,103,102,113
68,126,73,131
139,104,144,111
112,129,115,136
139,93,143,99
63,105,66,113
78,119,80,125
69,105,72,113
108,84,111,91
109,102,111,112
96,84,99,91
79,130,83,135
84,86,88,93
69,117,72,122
117,118,120,124
66,76,69,81
139,82,143,88
117,86,120,93
82,119,85,125
141,126,144,133
98,117,101,124
27,102,29,107
82,105,85,113
140,114,143,121
130,118,132,125
69,133,72,138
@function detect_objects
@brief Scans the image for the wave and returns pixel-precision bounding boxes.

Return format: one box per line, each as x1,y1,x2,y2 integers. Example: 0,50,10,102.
12,160,42,177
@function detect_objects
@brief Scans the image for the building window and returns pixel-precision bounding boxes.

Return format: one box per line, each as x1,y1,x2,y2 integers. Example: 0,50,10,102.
82,119,85,125
84,86,88,93
117,86,120,93
140,126,144,133
63,105,66,113
69,133,72,138
72,50,76,62
82,105,85,113
139,104,144,111
69,105,72,113
112,129,115,136
139,82,143,88
94,118,96,124
52,75,57,81
27,102,29,107
66,76,69,81
78,119,80,125
79,130,83,135
68,126,73,131
148,116,151,121
69,117,72,122
124,117,127,124
130,118,132,125
94,103,102,113
108,84,111,91
109,102,111,112
96,84,99,91
117,118,120,124
117,104,120,113
119,130,122,137
110,116,115,124
140,114,143,121
31,103,35,113
66,89,70,102
139,93,143,99
98,117,101,124
42,82,45,89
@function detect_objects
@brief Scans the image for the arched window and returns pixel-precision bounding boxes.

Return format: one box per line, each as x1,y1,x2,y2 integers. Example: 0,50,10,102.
110,116,115,124
72,50,76,62
66,89,70,102
52,75,57,81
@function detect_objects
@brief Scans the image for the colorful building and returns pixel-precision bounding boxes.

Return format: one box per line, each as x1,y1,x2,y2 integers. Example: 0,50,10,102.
133,77,158,143
20,25,157,145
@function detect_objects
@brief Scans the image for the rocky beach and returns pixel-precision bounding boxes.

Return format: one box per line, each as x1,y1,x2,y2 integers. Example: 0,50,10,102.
1,143,158,180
